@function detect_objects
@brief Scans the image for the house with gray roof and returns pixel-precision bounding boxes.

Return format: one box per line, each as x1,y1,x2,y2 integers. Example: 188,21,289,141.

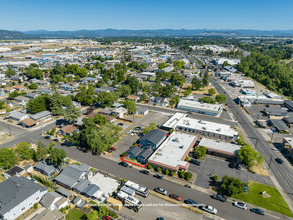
33,209,65,220
72,179,91,194
34,158,58,176
40,192,62,211
30,110,52,121
95,86,116,93
81,184,100,198
3,165,26,179
25,92,39,99
54,163,92,189
149,96,169,107
0,176,47,220
8,111,29,121
140,129,167,150
137,148,153,164
126,146,142,159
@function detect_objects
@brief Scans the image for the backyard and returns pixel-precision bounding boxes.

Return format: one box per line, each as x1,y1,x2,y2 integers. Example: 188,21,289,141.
66,208,87,220
233,181,293,217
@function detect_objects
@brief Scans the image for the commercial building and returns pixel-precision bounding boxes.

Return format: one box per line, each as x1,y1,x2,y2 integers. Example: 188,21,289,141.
177,99,223,117
237,95,284,106
282,137,293,156
240,89,256,96
197,138,241,160
148,131,197,172
231,80,254,88
162,113,238,141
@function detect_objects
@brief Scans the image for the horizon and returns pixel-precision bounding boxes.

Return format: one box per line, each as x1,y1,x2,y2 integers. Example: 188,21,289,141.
1,0,293,31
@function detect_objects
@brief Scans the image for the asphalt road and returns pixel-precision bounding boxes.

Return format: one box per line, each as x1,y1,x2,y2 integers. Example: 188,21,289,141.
210,77,293,209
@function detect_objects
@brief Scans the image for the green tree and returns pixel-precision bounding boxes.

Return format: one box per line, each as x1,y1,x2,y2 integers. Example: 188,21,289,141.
87,211,98,220
29,83,38,90
67,130,80,145
94,114,107,125
220,175,246,196
165,169,170,175
185,172,193,181
191,77,204,90
203,70,209,85
97,91,120,108
74,75,80,81
0,148,17,169
200,96,216,104
222,61,229,67
238,145,264,167
48,148,67,166
62,96,72,107
208,88,216,96
215,94,227,103
64,101,81,124
183,86,192,97
75,85,97,106
34,140,47,161
97,203,109,218
170,95,180,106
143,122,157,134
8,91,20,100
213,175,219,182
15,142,34,160
125,75,141,93
27,94,51,113
46,141,56,154
194,145,206,158
118,85,131,97
159,84,174,97
158,62,166,69
50,86,64,116
5,65,15,77
123,100,137,114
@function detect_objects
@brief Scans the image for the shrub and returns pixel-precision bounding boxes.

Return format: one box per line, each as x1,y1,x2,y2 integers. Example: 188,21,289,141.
34,203,38,209
165,169,170,175
109,211,119,219
185,172,193,181
121,152,126,157
147,164,153,169
184,156,189,161
169,129,173,134
178,170,185,179
156,167,161,172
170,171,175,176
194,145,206,159
213,175,219,182
60,207,66,214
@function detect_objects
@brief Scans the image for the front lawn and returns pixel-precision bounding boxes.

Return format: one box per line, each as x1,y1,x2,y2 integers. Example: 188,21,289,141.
233,181,293,217
66,209,86,220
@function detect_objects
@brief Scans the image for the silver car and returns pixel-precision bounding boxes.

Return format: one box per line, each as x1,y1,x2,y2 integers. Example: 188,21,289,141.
233,202,247,210
201,204,217,214
154,187,167,195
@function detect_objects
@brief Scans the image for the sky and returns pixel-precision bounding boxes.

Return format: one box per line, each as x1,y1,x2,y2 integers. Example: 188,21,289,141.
1,0,292,31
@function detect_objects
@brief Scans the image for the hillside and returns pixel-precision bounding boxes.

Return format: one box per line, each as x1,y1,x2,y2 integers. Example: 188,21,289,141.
0,30,32,40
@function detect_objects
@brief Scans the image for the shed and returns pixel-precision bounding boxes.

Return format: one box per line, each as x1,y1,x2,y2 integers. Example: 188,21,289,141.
56,187,74,200
3,165,26,179
73,196,82,206
24,164,33,173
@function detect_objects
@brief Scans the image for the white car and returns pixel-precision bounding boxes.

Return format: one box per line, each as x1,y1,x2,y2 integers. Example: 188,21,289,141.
154,187,167,195
201,204,217,214
233,202,247,210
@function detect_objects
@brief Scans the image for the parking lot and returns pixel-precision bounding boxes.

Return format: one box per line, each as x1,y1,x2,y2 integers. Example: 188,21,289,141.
189,156,274,188
246,104,281,121
119,194,203,220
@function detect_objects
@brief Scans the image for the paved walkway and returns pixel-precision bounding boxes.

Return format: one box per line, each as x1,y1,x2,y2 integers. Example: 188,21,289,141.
25,207,45,220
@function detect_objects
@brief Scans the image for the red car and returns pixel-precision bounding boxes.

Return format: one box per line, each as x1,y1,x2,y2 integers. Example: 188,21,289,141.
170,194,181,201
102,216,113,220
109,147,116,151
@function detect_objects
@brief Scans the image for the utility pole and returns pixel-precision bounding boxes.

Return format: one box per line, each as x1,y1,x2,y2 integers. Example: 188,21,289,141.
268,154,273,170
255,137,259,150
7,124,12,136
257,113,260,121
271,129,275,142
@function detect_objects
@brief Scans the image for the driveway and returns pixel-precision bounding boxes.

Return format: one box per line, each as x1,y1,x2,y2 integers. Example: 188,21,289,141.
190,156,274,188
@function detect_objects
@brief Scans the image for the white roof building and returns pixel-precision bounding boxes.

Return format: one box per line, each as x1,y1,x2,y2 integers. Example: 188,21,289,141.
162,113,238,141
177,99,223,117
148,131,197,171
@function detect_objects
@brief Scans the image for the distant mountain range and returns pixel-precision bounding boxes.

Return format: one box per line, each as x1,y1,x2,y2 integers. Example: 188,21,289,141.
1,29,293,40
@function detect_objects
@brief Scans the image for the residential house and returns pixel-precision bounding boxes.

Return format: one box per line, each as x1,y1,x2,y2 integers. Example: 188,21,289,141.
14,96,30,106
34,158,58,176
126,95,139,102
25,92,39,99
4,86,16,93
3,166,26,179
0,176,47,220
19,118,37,128
38,88,52,95
95,86,116,93
149,96,169,107
14,85,27,91
136,148,153,164
0,89,5,97
72,179,91,194
9,111,29,121
60,125,76,136
41,192,68,211
112,107,127,118
86,112,116,123
82,77,98,84
60,84,74,91
10,76,20,81
126,146,142,159
37,80,50,86
33,209,65,220
139,129,167,150
68,81,79,87
30,110,52,122
136,107,149,116
54,163,93,190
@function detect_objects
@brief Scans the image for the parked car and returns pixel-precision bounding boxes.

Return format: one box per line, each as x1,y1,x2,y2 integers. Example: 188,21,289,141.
185,199,198,207
244,185,248,192
156,218,164,220
154,187,167,195
44,136,50,139
135,126,141,130
109,147,116,151
233,202,247,210
154,174,163,179
276,158,284,164
140,170,150,175
212,193,227,202
102,216,113,220
201,204,217,214
190,159,201,166
118,123,124,126
251,208,264,215
229,162,236,168
236,163,242,170
119,161,129,167
170,194,181,201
